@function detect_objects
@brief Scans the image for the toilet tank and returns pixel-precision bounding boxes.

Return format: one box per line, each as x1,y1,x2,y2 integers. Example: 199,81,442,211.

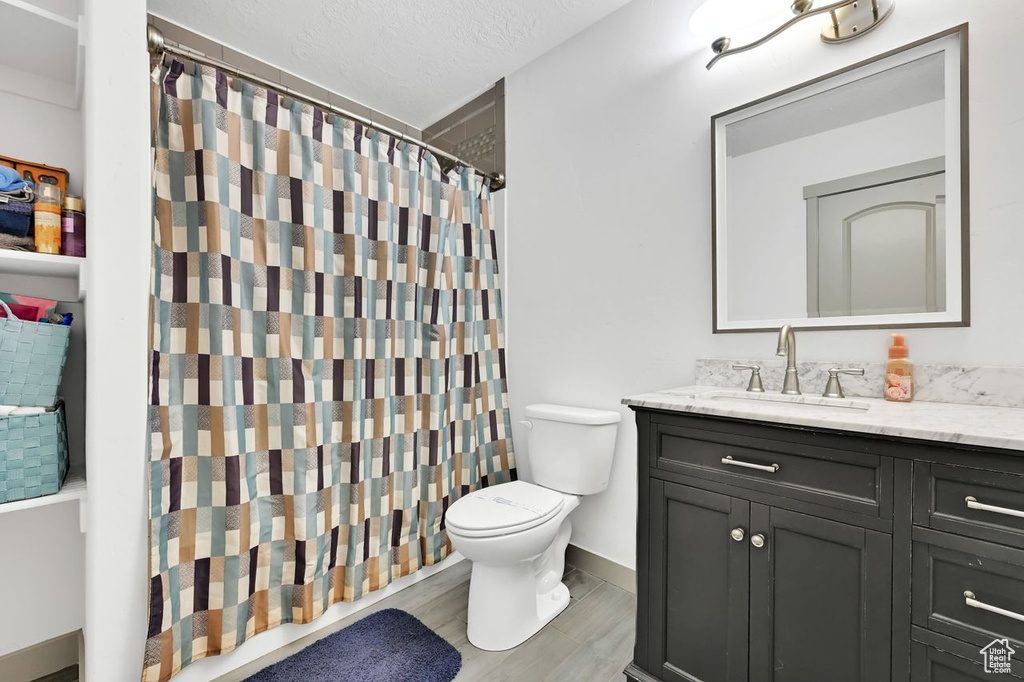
522,404,621,495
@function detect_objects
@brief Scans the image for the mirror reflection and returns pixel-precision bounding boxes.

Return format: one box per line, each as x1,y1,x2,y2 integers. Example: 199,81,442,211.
713,31,966,332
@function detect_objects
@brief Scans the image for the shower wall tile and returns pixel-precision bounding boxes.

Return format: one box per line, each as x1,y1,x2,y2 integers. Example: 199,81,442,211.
423,80,505,181
370,111,411,137
279,71,331,108
328,92,373,123
220,46,282,85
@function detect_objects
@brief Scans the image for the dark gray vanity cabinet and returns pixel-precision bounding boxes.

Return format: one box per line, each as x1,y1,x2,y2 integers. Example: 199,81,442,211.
628,408,1024,682
649,480,892,682
748,505,892,682
648,481,750,682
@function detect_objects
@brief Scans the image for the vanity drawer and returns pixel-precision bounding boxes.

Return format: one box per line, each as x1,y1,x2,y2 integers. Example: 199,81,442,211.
915,463,1024,549
912,527,1024,651
652,420,890,518
911,641,1024,681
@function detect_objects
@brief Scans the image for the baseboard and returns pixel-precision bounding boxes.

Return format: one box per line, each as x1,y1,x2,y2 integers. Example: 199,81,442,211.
0,632,79,682
566,544,636,594
624,662,661,682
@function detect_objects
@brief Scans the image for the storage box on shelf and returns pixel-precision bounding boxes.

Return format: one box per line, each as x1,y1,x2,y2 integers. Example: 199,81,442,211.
0,470,84,514
0,298,73,507
0,300,70,406
0,401,69,504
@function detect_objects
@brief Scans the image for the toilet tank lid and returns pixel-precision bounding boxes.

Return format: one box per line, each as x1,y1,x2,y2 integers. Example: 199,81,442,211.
524,404,622,425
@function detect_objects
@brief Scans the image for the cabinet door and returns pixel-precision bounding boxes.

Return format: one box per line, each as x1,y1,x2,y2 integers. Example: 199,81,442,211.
749,505,893,682
649,480,750,682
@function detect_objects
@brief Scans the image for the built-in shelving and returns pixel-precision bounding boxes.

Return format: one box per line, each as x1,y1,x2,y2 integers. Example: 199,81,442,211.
0,472,86,520
0,0,90,664
0,249,86,300
0,249,83,279
0,0,82,110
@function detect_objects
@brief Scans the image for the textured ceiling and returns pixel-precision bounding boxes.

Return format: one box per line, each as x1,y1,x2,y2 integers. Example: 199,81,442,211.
148,0,632,128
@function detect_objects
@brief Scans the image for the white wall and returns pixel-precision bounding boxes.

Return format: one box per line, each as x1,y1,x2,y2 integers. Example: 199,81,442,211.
505,0,1024,570
0,503,84,657
0,90,84,196
82,0,152,679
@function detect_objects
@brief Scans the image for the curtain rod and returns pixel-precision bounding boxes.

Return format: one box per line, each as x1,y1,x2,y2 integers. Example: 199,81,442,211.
146,24,506,191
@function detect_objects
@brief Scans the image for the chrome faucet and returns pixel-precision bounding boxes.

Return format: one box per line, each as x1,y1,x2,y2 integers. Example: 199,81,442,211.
776,324,800,395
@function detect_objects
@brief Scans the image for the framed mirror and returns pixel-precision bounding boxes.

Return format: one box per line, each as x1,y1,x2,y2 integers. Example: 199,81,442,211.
712,25,968,332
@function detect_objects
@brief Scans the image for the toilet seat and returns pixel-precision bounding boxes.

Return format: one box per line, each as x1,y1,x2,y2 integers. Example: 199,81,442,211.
446,481,566,538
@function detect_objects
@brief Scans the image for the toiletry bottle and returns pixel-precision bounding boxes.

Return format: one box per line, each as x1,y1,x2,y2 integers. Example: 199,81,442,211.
34,183,62,255
60,194,86,257
885,334,914,402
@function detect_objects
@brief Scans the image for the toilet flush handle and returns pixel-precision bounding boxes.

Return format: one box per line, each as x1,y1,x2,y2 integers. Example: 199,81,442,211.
519,420,534,430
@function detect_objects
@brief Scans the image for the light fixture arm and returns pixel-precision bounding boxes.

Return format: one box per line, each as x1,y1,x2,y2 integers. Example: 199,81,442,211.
706,0,866,69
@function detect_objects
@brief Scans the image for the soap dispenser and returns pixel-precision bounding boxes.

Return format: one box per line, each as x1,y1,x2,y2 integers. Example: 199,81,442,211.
885,334,914,402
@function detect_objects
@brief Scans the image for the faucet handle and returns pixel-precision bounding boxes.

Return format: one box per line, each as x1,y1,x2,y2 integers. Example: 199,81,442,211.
822,367,865,399
733,364,765,393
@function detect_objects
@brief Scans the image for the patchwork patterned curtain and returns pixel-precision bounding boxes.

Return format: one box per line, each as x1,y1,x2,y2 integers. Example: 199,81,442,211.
145,60,516,682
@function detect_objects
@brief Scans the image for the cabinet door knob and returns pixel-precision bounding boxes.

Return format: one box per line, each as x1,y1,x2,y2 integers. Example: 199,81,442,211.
751,533,765,548
730,527,745,542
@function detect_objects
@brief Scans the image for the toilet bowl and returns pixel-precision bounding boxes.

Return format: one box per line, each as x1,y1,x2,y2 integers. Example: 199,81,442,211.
446,404,620,651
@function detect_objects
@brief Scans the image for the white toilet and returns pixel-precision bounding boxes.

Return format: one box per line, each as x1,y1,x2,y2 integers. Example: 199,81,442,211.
445,403,620,651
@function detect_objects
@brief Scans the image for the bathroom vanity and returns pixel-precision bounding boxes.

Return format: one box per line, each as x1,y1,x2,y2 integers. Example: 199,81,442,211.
622,388,1024,682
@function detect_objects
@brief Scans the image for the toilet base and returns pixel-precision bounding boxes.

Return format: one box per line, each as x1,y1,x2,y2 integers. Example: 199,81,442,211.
464,518,574,651
466,568,570,651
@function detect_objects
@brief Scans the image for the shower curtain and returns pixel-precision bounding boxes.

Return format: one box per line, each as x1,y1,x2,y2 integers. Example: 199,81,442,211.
144,60,516,682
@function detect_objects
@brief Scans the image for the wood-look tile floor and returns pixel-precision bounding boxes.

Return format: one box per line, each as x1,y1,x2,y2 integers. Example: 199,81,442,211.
217,558,636,682
428,561,636,682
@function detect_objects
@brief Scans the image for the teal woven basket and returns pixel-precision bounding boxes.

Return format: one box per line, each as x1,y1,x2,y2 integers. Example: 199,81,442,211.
0,401,68,503
0,300,70,407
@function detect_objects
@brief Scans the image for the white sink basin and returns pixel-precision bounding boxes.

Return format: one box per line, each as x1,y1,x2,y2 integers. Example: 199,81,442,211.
695,389,871,413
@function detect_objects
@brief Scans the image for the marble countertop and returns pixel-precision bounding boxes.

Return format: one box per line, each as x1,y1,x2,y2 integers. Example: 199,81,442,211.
623,386,1024,452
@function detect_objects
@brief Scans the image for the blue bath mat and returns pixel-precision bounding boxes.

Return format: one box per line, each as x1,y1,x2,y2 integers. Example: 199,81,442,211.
243,608,461,682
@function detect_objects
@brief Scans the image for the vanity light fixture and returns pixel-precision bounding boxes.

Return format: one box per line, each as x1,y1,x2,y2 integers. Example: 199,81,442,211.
691,0,896,70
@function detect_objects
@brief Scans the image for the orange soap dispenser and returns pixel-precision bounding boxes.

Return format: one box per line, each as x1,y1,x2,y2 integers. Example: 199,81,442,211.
885,334,914,402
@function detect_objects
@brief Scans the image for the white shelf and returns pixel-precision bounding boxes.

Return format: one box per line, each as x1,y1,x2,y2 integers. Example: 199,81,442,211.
0,471,86,517
0,0,82,110
0,249,86,300
0,249,82,278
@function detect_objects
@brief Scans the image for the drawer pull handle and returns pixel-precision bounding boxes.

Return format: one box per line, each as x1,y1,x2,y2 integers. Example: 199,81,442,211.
722,456,779,474
965,496,1024,519
964,590,1024,623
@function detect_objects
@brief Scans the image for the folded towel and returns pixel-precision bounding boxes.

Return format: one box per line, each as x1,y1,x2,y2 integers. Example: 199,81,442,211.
0,165,31,193
0,232,33,251
0,200,32,237
0,405,49,417
0,187,34,203
0,200,32,215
